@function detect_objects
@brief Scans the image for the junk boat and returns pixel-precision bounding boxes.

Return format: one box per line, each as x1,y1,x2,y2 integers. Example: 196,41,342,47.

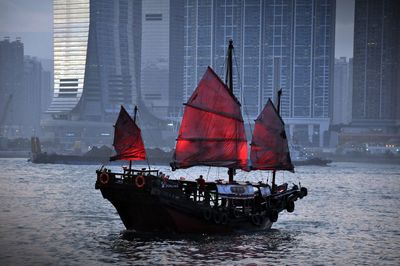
96,41,308,234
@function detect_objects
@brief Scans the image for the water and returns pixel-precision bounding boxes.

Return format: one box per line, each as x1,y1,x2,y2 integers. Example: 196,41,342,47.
0,158,399,265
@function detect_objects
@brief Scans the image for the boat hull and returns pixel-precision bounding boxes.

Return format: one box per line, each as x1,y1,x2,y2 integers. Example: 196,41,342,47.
99,183,273,234
94,169,307,235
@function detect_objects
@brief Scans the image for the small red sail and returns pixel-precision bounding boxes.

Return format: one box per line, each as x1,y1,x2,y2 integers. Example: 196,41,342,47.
250,99,294,172
110,106,146,161
171,67,248,170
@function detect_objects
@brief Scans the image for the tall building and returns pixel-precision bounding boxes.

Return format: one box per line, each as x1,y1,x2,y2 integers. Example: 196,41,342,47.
44,0,142,145
352,0,400,127
183,0,336,147
0,37,24,138
23,56,43,136
333,57,352,125
141,0,184,119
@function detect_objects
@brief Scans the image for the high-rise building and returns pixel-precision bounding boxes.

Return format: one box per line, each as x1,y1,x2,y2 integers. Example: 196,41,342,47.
352,0,400,127
333,57,352,125
0,37,24,138
48,0,142,120
44,0,142,145
23,56,43,136
183,0,336,147
141,0,184,119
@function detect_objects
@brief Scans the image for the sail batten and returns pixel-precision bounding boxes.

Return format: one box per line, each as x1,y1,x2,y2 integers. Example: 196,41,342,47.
110,106,146,161
185,103,244,122
250,99,294,172
178,137,247,142
172,67,248,170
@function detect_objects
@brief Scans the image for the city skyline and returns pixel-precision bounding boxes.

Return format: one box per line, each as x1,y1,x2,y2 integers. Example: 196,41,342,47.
0,0,354,59
1,0,397,149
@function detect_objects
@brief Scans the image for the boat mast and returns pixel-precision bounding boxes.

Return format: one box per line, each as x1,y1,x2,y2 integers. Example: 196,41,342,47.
128,106,139,172
272,90,282,191
226,40,235,183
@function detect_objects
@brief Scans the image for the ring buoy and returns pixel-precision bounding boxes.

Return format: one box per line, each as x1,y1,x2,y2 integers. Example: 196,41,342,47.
251,214,262,226
286,200,295,213
213,210,221,224
203,208,212,221
99,172,110,185
268,210,278,223
233,208,241,218
220,212,229,225
135,175,145,188
300,187,308,198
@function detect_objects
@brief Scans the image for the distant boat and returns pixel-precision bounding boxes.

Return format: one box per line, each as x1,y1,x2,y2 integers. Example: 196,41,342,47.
95,40,307,234
29,137,112,165
29,136,172,166
290,145,332,166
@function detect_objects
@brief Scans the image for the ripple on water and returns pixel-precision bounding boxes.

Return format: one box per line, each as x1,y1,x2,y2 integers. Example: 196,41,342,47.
0,159,399,265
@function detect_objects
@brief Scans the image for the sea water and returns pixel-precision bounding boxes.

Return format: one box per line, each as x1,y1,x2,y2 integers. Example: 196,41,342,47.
0,158,399,265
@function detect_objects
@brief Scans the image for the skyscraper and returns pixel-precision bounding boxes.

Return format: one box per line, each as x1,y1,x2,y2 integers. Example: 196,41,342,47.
333,57,352,125
352,0,400,127
184,0,335,147
0,37,24,137
141,0,184,119
48,0,142,120
24,56,43,136
45,0,142,145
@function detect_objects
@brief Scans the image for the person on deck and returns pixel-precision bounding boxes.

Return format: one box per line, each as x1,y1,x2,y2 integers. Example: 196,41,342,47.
196,175,206,193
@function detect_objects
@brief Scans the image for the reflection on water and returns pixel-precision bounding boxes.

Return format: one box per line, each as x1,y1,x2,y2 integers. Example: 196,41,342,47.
0,159,399,265
113,229,298,265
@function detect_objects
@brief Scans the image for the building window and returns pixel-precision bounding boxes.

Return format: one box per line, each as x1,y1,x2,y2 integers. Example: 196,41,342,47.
145,14,162,21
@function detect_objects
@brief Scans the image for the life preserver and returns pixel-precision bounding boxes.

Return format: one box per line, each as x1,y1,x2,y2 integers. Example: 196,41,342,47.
251,214,262,226
268,210,278,223
213,210,221,224
220,212,229,225
99,172,110,185
135,175,145,188
203,208,212,221
233,208,241,218
300,187,308,198
286,200,295,213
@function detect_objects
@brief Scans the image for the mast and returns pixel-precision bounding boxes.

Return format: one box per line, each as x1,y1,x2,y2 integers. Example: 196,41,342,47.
128,106,138,173
226,40,235,183
272,90,283,191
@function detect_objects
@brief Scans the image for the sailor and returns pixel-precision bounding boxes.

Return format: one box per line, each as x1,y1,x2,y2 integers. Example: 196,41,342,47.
196,175,206,193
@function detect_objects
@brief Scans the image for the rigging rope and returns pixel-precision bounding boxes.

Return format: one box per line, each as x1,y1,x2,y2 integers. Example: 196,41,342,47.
136,108,156,169
232,48,254,139
206,166,211,181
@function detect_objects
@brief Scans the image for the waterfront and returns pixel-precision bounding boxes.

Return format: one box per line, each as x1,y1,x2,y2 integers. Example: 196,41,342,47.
0,158,399,265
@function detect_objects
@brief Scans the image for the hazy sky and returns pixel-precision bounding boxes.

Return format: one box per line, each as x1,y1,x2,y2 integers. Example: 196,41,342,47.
0,0,354,59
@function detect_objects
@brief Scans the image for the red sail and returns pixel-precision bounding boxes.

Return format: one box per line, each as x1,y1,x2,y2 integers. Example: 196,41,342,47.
172,67,248,170
250,99,294,172
110,106,146,161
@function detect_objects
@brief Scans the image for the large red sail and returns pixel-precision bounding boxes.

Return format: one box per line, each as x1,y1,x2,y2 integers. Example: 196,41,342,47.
171,67,248,170
110,106,146,161
250,99,294,172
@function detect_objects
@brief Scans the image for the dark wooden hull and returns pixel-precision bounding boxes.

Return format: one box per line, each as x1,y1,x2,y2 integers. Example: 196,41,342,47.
95,169,306,234
31,152,109,165
99,184,273,234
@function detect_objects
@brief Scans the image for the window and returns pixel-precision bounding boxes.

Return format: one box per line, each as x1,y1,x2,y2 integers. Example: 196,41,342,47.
145,14,162,21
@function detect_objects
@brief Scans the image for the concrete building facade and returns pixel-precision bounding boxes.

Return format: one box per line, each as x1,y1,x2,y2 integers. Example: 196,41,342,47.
183,0,336,147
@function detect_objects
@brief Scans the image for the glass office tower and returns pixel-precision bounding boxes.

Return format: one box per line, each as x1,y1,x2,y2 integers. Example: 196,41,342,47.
45,0,142,146
48,0,141,122
352,0,400,125
184,0,335,146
